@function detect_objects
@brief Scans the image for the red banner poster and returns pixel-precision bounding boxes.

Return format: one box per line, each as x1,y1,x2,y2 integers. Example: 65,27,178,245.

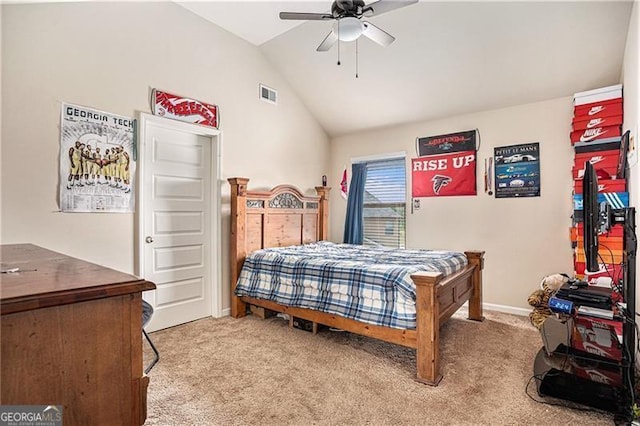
412,151,476,197
151,89,219,129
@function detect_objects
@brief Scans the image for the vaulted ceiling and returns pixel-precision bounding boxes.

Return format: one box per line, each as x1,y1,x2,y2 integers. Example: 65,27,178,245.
178,1,634,137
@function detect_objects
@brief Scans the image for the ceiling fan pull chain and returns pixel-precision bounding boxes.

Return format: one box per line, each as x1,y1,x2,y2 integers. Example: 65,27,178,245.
355,38,359,78
337,23,341,65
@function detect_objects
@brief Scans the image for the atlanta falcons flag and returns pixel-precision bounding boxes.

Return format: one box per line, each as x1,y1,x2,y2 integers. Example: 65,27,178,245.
412,151,477,197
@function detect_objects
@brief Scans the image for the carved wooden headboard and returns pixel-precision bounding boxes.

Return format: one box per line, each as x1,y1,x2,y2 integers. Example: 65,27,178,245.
228,178,330,317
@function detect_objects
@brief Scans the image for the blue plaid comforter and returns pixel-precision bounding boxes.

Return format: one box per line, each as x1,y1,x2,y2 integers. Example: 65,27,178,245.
235,241,468,329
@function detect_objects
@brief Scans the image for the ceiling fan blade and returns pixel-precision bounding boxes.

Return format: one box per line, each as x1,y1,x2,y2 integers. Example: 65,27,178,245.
279,12,334,21
363,0,418,17
317,30,338,52
362,22,395,47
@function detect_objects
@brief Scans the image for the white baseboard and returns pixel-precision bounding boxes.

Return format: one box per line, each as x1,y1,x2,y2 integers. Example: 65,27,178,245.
483,302,530,317
221,308,230,317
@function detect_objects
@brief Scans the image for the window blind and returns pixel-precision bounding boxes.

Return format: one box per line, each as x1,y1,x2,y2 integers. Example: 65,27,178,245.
362,157,406,249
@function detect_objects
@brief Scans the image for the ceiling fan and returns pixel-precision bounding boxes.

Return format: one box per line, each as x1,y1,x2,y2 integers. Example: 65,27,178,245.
280,0,418,52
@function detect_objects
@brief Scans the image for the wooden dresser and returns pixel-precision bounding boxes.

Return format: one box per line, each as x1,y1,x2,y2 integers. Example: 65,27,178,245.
0,244,156,425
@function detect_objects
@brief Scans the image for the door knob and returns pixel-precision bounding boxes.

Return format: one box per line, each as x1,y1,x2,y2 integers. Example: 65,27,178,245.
145,236,154,244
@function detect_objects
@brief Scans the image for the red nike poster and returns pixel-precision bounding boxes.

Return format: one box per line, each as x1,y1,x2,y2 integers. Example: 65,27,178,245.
411,151,476,197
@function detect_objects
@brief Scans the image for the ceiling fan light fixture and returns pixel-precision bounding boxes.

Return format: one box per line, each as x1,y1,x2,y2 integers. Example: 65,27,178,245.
334,17,363,41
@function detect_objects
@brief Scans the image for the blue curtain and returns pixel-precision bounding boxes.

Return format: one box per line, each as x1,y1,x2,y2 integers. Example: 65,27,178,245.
343,162,367,244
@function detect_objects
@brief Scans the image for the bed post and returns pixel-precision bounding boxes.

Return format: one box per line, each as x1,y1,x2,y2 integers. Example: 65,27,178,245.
228,177,249,318
411,271,444,386
464,251,485,322
314,186,330,241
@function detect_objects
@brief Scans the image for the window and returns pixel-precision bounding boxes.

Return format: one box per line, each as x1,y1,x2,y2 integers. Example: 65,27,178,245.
362,157,406,249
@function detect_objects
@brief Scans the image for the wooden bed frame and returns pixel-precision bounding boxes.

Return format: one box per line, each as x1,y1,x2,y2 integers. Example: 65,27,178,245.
228,177,484,386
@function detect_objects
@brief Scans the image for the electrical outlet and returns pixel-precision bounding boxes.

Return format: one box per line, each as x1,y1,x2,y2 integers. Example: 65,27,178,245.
413,199,420,210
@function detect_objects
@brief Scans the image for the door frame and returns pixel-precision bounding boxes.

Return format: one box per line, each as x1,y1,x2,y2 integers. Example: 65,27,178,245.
136,112,223,319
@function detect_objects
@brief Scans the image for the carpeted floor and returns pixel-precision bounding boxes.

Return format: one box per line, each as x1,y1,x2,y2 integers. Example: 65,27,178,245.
143,310,613,425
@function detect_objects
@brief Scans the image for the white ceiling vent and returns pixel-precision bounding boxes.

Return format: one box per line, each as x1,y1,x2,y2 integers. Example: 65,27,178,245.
260,84,277,105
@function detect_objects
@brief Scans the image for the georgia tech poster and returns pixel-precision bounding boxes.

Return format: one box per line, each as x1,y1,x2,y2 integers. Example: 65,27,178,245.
59,103,136,212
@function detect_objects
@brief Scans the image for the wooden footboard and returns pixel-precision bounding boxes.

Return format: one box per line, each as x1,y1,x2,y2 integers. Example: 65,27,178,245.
228,177,484,385
411,250,484,385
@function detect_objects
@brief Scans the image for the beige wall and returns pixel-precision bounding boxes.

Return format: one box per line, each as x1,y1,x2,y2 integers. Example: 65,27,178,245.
622,2,639,322
624,1,639,201
0,3,330,311
330,97,575,311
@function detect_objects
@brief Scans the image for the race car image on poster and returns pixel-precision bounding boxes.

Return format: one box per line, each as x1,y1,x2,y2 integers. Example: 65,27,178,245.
502,153,537,163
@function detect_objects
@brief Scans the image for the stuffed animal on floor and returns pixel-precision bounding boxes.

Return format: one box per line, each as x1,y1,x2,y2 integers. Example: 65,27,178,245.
527,273,569,329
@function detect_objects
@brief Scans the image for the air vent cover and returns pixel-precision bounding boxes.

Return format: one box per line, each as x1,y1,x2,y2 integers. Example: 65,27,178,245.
260,84,277,104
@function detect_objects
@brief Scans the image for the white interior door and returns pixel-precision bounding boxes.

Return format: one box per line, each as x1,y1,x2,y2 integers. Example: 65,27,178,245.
140,115,220,331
